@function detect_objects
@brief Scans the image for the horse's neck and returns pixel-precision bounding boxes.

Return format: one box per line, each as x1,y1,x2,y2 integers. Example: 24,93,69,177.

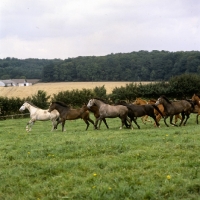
195,99,200,107
27,105,38,114
56,105,68,113
80,106,88,113
94,100,103,108
137,99,147,105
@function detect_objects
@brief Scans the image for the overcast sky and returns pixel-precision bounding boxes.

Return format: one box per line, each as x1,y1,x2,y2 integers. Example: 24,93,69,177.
0,0,199,59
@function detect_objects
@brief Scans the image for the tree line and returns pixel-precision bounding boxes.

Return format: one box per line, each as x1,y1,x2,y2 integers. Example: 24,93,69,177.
0,51,200,81
0,74,200,117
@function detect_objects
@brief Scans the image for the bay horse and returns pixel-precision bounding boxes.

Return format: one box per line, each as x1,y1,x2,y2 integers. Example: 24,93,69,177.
155,95,193,127
117,100,163,128
19,101,60,132
48,101,95,132
191,93,200,124
87,98,133,130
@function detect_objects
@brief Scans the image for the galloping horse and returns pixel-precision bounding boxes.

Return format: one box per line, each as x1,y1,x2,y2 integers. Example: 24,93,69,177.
155,95,193,127
148,99,182,125
87,98,133,130
48,101,95,132
19,101,60,132
117,100,163,128
88,104,109,129
191,93,200,124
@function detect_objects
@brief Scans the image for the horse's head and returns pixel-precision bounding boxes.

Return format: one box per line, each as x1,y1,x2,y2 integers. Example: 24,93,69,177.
19,102,28,112
133,98,139,105
192,94,200,105
155,97,162,106
87,99,95,109
48,102,56,112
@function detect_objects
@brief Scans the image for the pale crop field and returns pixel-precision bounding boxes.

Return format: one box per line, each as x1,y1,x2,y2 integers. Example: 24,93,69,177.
0,82,152,99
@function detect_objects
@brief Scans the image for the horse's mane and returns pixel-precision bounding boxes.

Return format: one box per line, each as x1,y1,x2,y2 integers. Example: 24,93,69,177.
149,99,156,102
186,99,195,109
52,101,71,108
93,97,108,104
160,95,171,104
25,101,40,108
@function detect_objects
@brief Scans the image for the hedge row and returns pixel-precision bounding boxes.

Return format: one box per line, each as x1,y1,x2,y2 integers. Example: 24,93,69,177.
0,74,200,116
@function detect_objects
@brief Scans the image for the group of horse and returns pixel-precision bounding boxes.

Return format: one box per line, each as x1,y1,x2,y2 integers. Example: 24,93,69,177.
19,93,200,132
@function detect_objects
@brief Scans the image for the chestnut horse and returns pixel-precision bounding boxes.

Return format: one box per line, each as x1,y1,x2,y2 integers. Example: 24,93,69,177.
48,101,95,132
134,98,151,124
191,94,200,124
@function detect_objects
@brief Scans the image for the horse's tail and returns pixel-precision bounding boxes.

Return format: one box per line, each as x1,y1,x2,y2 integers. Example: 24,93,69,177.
152,104,164,118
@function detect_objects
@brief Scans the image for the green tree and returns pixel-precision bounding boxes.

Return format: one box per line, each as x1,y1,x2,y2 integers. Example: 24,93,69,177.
31,90,50,109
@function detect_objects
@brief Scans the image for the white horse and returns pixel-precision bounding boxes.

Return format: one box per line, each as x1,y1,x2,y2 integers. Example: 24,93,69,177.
19,101,60,132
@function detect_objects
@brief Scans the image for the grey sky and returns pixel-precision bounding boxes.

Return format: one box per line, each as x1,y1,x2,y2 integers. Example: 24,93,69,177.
0,0,199,59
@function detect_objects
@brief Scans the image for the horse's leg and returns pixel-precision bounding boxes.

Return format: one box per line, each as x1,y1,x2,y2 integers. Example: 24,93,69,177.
174,114,181,124
87,117,95,129
154,114,161,127
103,118,109,129
197,113,199,124
53,117,61,130
164,116,169,127
179,113,185,126
151,115,160,127
26,119,34,132
83,119,90,130
144,115,152,123
120,117,125,129
94,117,100,129
169,115,178,126
132,117,140,129
98,118,103,129
141,116,146,124
61,120,66,132
51,119,57,131
183,113,190,126
121,116,133,130
29,121,35,131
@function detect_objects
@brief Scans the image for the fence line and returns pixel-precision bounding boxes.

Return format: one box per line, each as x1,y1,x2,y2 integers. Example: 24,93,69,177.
0,113,29,119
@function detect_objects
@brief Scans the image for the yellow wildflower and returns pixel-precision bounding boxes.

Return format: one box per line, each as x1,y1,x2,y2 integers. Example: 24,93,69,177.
166,175,171,180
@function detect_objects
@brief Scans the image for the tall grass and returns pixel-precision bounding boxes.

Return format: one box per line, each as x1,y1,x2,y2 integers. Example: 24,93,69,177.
0,114,200,200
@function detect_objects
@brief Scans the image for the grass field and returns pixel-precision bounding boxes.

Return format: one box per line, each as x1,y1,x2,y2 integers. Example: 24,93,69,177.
0,114,200,199
0,82,151,99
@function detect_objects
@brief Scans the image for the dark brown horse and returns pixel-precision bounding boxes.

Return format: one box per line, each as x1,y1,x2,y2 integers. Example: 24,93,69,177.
117,100,163,128
48,101,95,132
155,95,193,127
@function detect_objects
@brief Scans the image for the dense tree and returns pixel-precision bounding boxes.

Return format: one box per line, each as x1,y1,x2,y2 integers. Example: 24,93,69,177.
1,51,200,82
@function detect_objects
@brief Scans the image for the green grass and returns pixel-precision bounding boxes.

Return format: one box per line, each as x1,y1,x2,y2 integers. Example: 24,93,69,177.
1,115,200,200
